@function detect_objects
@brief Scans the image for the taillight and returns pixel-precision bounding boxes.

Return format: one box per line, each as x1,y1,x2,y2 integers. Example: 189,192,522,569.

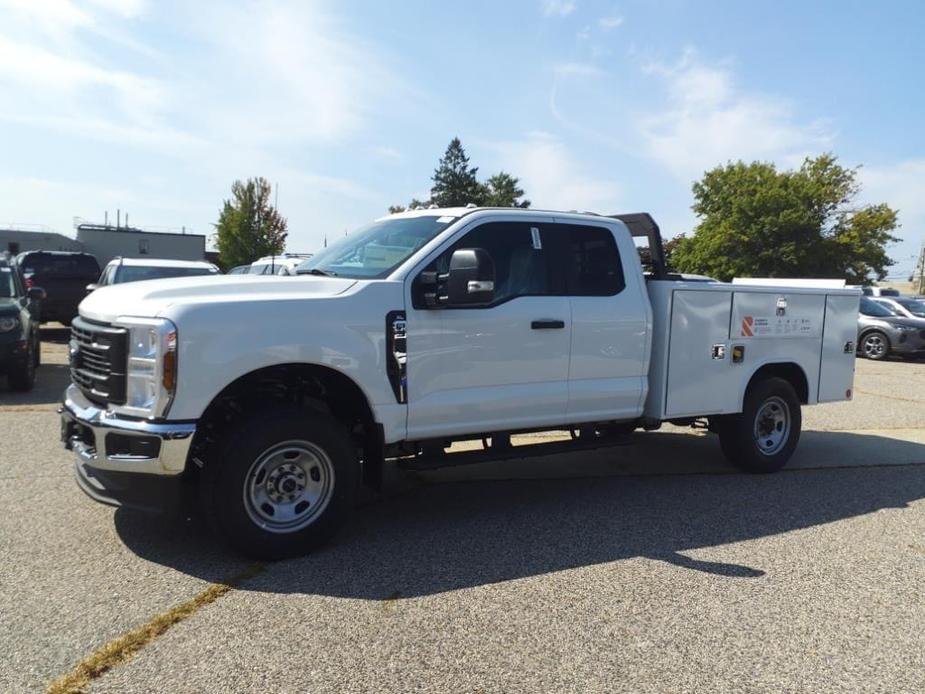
24,277,33,289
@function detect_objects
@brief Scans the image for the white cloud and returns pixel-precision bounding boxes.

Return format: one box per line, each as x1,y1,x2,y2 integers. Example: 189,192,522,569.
554,62,604,77
598,15,624,30
488,132,621,212
372,146,402,162
541,0,577,18
638,50,833,181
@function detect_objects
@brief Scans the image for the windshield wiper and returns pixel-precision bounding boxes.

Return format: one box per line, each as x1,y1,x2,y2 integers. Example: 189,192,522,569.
300,268,337,277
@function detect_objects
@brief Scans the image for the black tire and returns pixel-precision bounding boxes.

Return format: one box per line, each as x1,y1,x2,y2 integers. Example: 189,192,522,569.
200,406,358,560
8,342,36,392
717,377,801,473
860,330,890,360
33,330,41,368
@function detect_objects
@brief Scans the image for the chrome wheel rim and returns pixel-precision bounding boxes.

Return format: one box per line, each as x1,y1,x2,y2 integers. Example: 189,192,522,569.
862,334,886,358
753,396,790,456
243,440,335,534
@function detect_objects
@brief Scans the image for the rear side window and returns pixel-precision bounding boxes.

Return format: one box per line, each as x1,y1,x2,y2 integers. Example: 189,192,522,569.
21,254,99,277
562,225,625,296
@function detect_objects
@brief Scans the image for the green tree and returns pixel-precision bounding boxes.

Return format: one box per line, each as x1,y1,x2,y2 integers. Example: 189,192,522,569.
214,177,288,269
671,154,900,284
388,198,431,214
429,137,484,207
482,171,530,208
389,138,533,212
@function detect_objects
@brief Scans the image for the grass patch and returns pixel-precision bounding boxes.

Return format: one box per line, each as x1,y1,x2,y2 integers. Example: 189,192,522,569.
45,564,264,694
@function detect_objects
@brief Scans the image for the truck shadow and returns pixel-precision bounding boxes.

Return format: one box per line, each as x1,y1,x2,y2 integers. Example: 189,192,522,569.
113,431,925,599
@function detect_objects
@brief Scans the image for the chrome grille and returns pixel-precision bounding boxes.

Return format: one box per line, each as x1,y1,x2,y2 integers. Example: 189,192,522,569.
69,317,128,405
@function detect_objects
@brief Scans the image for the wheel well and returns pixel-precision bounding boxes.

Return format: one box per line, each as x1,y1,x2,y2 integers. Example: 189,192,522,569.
746,363,809,404
191,363,383,488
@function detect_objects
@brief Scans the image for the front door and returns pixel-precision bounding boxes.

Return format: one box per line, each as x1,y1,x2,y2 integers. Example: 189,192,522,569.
405,221,571,440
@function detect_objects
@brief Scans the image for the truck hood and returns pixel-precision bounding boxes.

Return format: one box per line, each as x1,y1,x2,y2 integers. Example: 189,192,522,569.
78,275,358,324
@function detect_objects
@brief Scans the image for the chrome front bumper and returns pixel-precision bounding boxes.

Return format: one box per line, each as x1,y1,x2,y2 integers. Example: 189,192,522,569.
60,384,196,476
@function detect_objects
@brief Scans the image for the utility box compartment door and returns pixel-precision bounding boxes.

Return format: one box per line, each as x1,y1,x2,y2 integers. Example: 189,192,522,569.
731,292,824,341
666,289,735,417
818,293,860,402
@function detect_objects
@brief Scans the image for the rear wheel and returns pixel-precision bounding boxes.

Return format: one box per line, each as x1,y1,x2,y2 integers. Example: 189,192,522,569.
717,377,801,473
200,406,358,560
33,330,41,368
860,331,889,360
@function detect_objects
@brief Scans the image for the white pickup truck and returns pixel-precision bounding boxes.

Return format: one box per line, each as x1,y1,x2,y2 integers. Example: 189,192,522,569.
60,208,860,558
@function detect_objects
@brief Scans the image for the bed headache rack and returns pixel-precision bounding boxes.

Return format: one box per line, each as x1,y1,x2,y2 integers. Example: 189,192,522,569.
606,212,668,281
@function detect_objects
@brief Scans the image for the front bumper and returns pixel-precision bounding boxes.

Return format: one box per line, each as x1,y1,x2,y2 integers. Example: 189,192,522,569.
60,384,197,511
891,331,925,355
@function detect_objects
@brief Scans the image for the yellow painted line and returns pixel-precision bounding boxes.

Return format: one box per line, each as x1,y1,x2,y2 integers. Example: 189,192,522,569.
45,564,264,694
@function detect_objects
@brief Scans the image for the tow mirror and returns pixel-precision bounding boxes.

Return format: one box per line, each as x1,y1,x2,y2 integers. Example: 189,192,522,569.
445,248,495,306
27,286,46,301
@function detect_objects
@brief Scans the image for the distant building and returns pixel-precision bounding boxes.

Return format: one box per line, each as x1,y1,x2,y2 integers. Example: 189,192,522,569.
1,228,82,255
76,224,206,267
0,223,207,268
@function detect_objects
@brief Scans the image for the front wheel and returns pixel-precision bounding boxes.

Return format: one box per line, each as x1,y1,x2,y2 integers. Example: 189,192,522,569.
200,407,358,560
860,331,889,360
717,377,801,473
8,342,36,391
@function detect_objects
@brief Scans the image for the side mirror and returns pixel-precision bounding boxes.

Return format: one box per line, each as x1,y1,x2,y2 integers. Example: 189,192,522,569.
85,283,99,294
445,248,495,306
27,286,46,301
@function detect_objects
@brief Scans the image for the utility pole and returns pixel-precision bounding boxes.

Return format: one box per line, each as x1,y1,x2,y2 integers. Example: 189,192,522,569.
915,238,925,295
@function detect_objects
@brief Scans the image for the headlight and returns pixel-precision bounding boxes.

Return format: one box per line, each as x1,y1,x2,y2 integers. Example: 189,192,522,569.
113,317,178,418
0,316,19,333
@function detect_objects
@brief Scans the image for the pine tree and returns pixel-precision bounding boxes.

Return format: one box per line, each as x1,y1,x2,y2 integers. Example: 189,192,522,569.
429,137,484,207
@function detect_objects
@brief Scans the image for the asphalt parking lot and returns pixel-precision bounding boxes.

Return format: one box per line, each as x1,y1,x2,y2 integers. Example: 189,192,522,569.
2,328,924,693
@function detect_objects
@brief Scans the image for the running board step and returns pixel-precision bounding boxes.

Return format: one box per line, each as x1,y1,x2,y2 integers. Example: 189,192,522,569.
396,432,634,471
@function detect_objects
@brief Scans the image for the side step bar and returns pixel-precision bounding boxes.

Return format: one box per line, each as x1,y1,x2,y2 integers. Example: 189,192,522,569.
395,430,635,472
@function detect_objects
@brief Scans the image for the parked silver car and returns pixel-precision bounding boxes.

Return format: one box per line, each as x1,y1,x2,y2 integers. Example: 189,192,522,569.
871,296,925,319
858,297,925,360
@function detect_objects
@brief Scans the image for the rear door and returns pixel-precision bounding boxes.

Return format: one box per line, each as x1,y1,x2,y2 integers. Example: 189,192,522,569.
561,223,650,422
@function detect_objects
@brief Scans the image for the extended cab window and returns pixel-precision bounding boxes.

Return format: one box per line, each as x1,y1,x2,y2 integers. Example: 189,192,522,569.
431,222,557,304
563,225,624,296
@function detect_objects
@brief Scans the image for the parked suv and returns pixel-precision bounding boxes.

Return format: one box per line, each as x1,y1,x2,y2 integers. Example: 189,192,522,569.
857,297,925,360
88,258,220,291
0,256,45,390
16,251,99,326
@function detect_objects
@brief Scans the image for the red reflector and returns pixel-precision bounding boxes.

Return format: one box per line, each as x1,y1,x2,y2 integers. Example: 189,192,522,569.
24,277,32,289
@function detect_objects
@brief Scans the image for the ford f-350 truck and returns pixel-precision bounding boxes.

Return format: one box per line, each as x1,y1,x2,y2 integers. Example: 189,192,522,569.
60,208,860,558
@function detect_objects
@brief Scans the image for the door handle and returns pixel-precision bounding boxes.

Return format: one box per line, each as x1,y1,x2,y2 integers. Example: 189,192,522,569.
531,320,565,330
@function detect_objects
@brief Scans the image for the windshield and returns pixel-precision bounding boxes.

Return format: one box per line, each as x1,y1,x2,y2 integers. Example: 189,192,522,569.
296,216,456,279
115,265,218,283
860,297,899,317
896,298,925,317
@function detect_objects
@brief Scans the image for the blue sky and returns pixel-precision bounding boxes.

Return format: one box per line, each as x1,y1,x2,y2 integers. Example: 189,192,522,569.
1,0,923,277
